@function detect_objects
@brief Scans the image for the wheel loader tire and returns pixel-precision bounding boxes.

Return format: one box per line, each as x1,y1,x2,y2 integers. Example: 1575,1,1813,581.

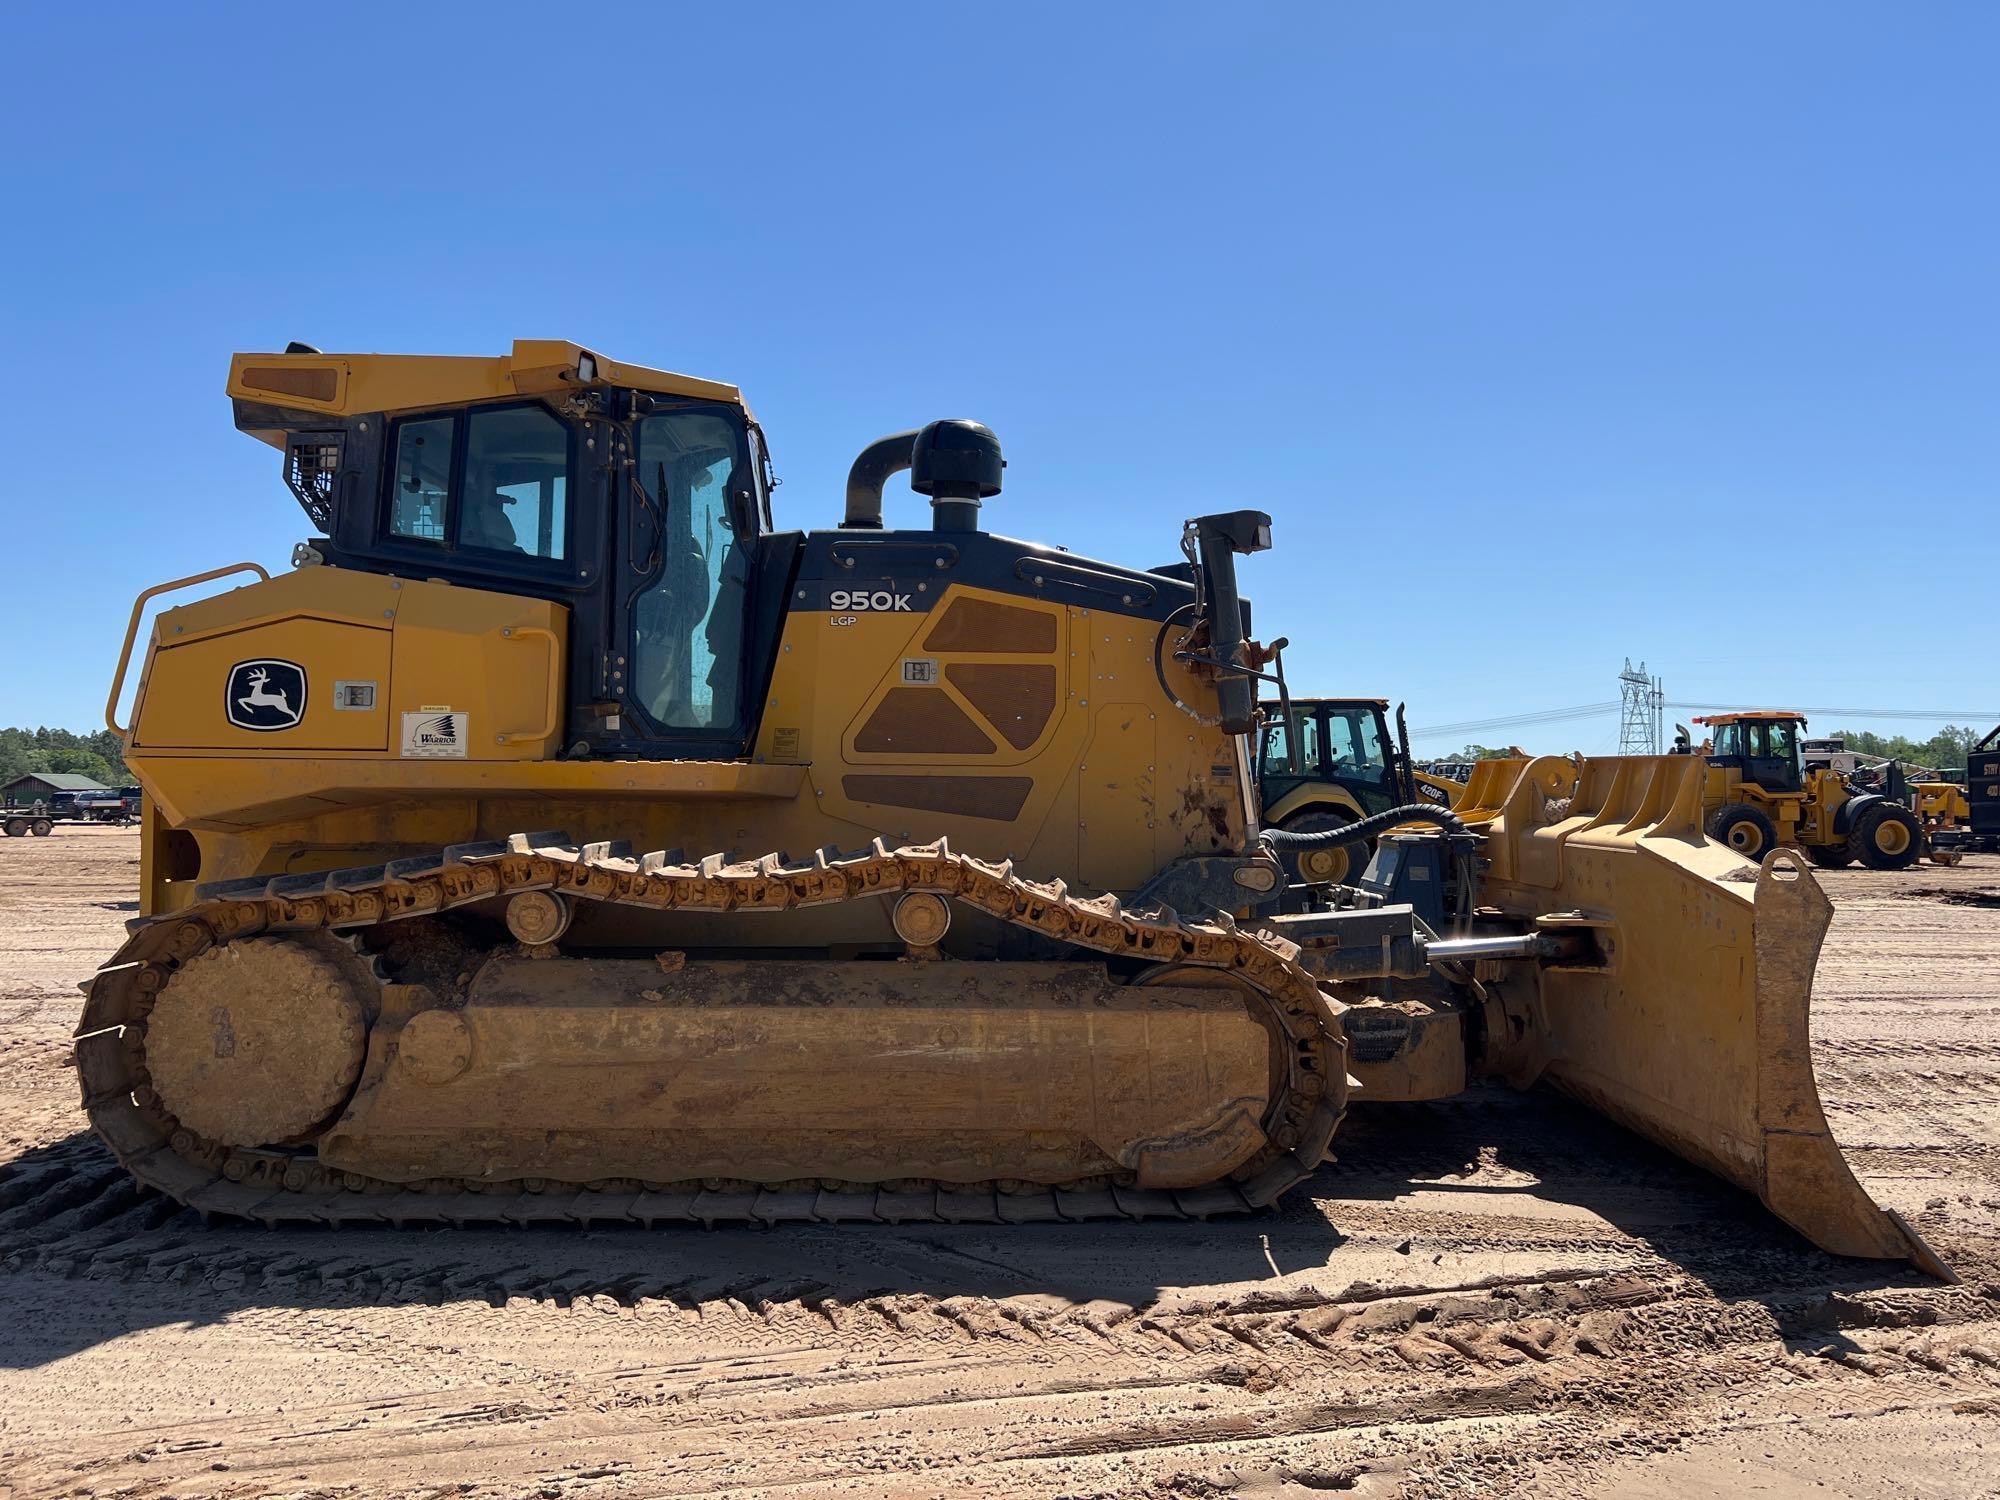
31,818,52,837
1850,802,1922,870
3,817,24,838
1802,842,1854,869
1278,808,1358,886
1707,803,1778,861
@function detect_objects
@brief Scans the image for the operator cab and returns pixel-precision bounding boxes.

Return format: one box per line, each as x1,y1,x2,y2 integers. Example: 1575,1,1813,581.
1697,711,1806,794
230,341,784,762
1258,699,1393,792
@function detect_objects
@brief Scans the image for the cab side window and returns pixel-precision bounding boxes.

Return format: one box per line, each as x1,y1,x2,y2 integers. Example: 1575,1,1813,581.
388,417,454,541
1261,721,1294,776
461,406,568,560
1297,714,1323,777
1267,716,1321,776
383,405,570,562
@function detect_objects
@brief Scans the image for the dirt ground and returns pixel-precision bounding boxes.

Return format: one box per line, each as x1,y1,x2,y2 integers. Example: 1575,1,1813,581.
1,827,1995,1500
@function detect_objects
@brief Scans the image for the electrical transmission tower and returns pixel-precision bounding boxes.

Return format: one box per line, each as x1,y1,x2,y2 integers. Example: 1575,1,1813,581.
1618,659,1664,755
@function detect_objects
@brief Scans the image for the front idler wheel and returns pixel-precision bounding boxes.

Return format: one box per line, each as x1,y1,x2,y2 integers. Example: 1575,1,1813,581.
142,935,372,1148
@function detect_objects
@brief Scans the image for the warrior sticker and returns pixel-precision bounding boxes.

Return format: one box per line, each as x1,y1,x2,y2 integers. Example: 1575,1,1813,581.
225,659,307,732
401,710,469,758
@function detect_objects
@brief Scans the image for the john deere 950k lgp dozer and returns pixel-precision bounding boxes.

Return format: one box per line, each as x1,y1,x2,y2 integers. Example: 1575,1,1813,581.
74,342,1940,1273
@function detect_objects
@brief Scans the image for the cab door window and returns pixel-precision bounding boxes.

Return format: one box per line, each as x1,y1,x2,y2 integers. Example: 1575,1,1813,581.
1326,708,1388,784
1260,719,1295,777
1264,712,1322,779
630,407,753,732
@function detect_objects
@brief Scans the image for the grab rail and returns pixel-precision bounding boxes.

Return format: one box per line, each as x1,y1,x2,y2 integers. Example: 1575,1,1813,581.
495,625,563,747
105,562,272,738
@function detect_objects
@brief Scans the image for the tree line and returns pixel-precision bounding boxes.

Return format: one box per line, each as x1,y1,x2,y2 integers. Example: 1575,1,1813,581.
1,727,132,791
1451,724,1990,775
1819,725,1987,775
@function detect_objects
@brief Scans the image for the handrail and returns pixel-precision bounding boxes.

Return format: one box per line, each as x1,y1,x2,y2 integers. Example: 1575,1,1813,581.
495,625,563,747
105,561,272,739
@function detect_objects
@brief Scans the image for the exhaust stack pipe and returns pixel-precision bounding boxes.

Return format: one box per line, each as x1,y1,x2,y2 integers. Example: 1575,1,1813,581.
843,430,920,529
843,421,1004,531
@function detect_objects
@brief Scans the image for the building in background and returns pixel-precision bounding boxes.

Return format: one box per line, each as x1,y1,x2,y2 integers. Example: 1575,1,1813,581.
2,771,110,807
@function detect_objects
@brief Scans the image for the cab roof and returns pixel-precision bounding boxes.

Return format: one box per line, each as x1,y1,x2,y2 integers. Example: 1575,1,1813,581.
1693,710,1806,726
229,340,744,447
1263,696,1391,710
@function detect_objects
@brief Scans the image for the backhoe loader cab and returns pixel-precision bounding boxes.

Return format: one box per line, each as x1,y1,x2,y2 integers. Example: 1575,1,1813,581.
68,341,1944,1280
1255,697,1456,885
1695,711,1924,870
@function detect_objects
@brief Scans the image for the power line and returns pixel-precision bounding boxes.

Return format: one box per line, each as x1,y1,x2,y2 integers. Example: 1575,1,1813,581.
1412,703,1617,737
1665,702,1998,723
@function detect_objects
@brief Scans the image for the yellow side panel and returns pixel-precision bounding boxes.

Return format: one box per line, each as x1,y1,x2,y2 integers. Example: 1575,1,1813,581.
1079,703,1158,890
138,620,391,751
390,585,565,758
129,567,567,774
753,583,1242,889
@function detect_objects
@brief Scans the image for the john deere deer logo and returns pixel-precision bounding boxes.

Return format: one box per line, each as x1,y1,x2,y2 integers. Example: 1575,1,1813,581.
225,659,308,731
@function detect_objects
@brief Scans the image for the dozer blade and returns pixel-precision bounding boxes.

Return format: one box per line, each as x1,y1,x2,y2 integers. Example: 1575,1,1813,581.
1467,754,1952,1280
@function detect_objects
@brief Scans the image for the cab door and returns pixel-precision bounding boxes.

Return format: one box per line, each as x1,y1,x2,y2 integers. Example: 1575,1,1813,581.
1321,704,1395,816
1257,706,1322,811
606,401,764,759
1746,720,1804,793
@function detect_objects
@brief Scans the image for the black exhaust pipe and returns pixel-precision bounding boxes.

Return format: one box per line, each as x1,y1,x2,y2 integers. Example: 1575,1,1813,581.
843,430,920,529
844,420,1005,531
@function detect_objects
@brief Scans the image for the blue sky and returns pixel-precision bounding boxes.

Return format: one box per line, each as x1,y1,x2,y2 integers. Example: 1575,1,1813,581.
1,3,1993,755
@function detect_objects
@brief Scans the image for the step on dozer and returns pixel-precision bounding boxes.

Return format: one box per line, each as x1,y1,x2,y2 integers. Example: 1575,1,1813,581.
72,340,1945,1276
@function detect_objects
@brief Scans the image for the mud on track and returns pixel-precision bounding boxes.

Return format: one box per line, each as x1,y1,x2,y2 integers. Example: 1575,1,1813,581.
1,827,1996,1499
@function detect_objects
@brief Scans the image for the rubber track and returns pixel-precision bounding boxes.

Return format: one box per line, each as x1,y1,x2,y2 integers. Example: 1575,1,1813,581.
73,833,1347,1227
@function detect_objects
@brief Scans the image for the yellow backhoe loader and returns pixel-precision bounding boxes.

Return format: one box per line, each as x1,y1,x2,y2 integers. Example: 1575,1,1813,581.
72,341,1942,1278
1255,696,1464,886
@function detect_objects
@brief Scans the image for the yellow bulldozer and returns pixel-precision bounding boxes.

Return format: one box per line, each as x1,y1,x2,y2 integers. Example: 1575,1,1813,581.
1687,711,1928,869
71,341,1942,1277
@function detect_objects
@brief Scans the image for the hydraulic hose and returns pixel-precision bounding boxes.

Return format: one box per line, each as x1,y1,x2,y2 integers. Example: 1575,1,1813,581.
1263,803,1481,937
1260,803,1469,852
